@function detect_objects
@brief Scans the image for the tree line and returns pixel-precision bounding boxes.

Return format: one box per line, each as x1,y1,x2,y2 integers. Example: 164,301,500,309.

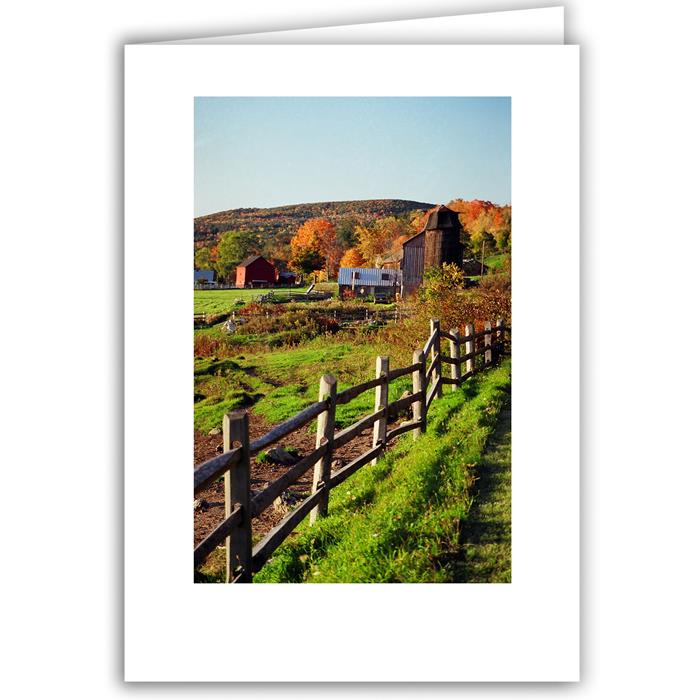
193,199,511,282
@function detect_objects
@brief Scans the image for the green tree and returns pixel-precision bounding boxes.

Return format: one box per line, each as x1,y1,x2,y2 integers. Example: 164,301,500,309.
194,246,213,270
214,230,260,280
469,212,497,257
289,248,325,276
336,218,359,248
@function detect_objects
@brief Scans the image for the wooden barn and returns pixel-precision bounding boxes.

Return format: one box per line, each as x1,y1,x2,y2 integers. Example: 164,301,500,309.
235,255,277,288
400,204,464,295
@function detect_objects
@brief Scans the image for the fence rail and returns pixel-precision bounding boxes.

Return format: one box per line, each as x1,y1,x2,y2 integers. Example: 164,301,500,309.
193,317,510,582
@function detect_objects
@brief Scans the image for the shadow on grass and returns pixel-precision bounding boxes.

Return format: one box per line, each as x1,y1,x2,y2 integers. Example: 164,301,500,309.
454,397,512,583
255,388,473,583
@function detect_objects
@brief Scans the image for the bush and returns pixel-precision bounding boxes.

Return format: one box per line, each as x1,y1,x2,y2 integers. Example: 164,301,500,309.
378,262,511,354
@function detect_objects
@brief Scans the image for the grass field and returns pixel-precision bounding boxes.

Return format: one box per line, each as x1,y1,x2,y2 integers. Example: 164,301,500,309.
243,360,512,582
194,288,290,315
194,335,414,434
485,253,508,271
194,265,511,584
194,283,340,315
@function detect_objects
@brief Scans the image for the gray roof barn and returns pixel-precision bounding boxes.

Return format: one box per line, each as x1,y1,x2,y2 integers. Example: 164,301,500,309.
338,268,402,287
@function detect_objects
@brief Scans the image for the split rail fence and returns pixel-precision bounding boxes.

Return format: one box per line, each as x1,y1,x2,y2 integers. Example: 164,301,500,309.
193,317,510,582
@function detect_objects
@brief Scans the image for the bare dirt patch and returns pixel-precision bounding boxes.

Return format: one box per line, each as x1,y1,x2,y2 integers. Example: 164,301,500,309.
194,409,404,555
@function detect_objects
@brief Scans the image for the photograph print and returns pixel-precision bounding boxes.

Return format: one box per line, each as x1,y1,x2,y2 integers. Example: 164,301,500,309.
192,96,512,584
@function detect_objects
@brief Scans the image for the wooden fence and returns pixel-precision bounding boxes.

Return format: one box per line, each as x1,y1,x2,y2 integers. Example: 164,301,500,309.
193,318,510,582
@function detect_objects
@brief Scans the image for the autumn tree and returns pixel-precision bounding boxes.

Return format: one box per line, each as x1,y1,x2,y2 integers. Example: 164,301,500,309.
491,205,512,251
447,199,511,256
355,216,412,267
448,199,496,230
262,237,291,268
290,218,340,279
339,248,366,268
468,211,498,257
410,209,428,234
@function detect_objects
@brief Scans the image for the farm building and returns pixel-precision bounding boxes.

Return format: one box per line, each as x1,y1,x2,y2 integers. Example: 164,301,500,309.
235,255,277,288
276,270,297,285
463,258,489,276
194,269,215,287
338,267,402,302
378,250,402,270
400,204,464,295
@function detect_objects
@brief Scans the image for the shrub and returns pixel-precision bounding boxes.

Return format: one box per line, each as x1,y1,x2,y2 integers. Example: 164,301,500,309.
378,262,511,354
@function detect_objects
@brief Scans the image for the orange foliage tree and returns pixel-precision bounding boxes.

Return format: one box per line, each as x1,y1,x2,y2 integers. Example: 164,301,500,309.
356,216,412,267
290,218,341,278
447,199,511,255
339,247,366,268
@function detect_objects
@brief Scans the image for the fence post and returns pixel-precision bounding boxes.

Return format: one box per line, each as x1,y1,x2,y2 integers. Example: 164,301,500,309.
495,319,504,363
430,318,443,398
464,323,475,376
222,411,252,583
412,349,427,439
372,356,389,464
310,374,337,525
449,327,461,391
484,321,493,367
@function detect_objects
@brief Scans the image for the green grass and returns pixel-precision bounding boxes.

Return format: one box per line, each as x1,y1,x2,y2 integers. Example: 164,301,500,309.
484,253,507,271
254,360,511,583
194,284,340,315
193,336,413,433
193,357,270,432
460,398,511,582
194,288,295,315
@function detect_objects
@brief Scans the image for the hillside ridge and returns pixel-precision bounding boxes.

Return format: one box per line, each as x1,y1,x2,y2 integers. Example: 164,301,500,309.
194,198,435,241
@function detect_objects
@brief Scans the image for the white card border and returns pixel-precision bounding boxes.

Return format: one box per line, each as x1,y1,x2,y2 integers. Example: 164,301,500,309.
125,44,579,682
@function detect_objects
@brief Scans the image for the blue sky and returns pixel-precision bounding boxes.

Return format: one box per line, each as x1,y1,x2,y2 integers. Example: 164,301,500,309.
194,97,510,216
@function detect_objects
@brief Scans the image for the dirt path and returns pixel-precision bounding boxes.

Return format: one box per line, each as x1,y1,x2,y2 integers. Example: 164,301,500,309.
194,410,405,551
458,398,512,582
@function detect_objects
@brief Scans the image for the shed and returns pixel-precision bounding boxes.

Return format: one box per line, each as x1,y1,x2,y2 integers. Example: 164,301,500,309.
338,267,402,301
463,258,489,276
235,255,277,288
276,270,297,286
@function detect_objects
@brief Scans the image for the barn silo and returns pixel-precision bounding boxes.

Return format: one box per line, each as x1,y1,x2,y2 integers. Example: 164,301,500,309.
422,205,464,270
400,204,464,295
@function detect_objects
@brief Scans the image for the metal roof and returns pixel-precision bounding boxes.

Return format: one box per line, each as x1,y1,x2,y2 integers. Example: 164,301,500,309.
338,267,402,287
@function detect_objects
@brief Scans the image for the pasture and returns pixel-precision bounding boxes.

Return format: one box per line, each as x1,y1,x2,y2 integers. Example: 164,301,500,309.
194,288,287,315
194,332,414,434
198,360,512,583
194,283,340,315
193,273,511,584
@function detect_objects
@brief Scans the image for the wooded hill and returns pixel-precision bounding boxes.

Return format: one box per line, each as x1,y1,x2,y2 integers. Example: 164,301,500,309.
194,199,434,242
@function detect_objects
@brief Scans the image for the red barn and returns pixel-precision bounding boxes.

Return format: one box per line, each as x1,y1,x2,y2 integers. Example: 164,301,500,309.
235,255,277,288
